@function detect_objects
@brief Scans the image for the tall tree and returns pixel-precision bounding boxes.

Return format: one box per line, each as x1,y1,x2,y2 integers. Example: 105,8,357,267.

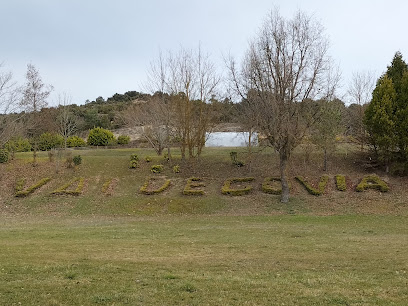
229,9,337,202
365,52,408,168
20,64,53,165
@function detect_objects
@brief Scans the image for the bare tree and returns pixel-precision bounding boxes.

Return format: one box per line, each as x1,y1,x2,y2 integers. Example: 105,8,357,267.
20,64,53,165
0,63,21,147
147,46,220,159
145,51,174,161
121,98,168,156
347,70,375,149
57,93,77,149
229,10,337,202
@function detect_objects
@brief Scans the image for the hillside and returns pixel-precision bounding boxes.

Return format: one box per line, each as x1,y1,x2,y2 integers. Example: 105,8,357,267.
1,146,407,218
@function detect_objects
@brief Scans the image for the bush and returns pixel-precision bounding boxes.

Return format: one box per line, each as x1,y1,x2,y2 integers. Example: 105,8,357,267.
5,137,32,152
87,127,115,146
295,175,329,196
117,135,130,145
0,149,9,163
66,136,86,148
355,175,389,192
173,165,180,173
221,177,255,196
38,133,64,151
73,155,82,166
129,154,139,168
145,156,152,162
151,164,164,173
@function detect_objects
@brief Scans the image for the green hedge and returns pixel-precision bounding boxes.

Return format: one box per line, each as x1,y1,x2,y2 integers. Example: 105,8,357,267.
262,177,284,195
140,177,171,195
221,177,255,196
15,177,51,197
296,175,329,196
355,175,389,192
51,177,84,196
335,175,346,191
183,177,205,196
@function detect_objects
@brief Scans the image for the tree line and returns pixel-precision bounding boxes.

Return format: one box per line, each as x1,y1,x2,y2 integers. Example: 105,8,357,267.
1,9,406,202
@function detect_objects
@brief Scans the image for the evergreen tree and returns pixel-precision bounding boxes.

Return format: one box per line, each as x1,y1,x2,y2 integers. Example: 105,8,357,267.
365,52,408,167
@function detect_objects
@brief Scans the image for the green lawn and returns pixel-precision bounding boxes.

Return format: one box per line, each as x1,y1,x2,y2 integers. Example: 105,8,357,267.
1,215,407,305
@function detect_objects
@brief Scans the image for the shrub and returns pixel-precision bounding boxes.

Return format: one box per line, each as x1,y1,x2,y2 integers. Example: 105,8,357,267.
51,177,84,196
335,175,347,191
183,177,205,195
73,155,82,166
355,175,389,192
151,164,164,173
0,149,9,163
15,177,51,197
66,136,86,148
130,154,139,161
117,135,130,145
87,127,115,146
140,177,171,195
221,177,255,196
129,154,139,168
38,133,64,151
295,175,329,196
145,156,152,162
173,165,180,173
5,137,32,153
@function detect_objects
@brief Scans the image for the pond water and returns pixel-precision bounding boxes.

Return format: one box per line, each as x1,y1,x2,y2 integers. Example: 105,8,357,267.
205,132,258,147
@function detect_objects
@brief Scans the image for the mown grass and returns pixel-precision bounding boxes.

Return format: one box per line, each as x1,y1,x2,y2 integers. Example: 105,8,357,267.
0,215,407,305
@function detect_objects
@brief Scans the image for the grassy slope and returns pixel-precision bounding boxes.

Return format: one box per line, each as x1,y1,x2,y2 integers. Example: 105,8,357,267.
1,146,408,217
0,147,407,305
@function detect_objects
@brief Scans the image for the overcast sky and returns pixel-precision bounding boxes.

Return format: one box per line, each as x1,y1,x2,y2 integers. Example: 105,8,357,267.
1,0,407,106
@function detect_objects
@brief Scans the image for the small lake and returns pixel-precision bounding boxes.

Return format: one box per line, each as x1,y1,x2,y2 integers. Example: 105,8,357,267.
205,132,258,147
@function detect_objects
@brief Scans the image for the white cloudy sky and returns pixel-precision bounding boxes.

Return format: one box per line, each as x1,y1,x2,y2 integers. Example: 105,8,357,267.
1,0,407,106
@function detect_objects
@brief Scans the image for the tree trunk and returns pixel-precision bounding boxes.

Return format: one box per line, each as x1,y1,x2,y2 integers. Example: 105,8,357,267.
279,151,290,203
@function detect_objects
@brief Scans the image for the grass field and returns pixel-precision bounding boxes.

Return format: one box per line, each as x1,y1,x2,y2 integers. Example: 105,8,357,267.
0,147,407,305
1,215,407,305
